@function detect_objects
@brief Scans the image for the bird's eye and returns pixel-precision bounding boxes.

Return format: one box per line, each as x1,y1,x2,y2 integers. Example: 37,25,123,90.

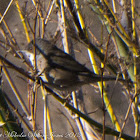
27,45,33,51
29,47,32,51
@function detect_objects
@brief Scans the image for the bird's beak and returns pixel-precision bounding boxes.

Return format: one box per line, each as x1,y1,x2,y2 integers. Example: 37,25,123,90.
18,50,34,67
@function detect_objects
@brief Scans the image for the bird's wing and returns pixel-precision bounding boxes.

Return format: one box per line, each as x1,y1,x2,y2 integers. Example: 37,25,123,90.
48,51,89,72
38,45,92,73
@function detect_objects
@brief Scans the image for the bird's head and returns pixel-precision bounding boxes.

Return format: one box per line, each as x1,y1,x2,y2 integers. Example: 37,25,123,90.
25,38,55,55
19,38,52,69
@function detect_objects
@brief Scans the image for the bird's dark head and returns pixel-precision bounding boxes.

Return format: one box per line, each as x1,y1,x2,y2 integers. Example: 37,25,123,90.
26,38,55,55
19,38,55,68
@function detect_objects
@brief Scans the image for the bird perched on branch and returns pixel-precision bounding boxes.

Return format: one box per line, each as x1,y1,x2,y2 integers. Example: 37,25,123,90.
20,38,123,91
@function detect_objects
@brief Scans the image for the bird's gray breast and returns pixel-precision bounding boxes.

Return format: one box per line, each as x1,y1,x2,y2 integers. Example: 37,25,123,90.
36,54,79,86
36,54,47,74
44,68,79,86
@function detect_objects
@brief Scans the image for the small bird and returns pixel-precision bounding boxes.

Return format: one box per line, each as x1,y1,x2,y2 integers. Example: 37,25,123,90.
21,38,123,91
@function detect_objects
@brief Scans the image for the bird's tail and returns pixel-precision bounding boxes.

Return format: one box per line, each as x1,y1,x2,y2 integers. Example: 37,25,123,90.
78,73,124,83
